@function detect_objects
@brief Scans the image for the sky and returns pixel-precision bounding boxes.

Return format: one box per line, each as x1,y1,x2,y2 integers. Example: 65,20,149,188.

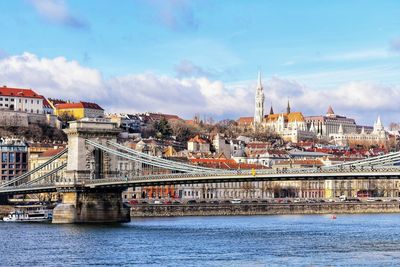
0,0,400,125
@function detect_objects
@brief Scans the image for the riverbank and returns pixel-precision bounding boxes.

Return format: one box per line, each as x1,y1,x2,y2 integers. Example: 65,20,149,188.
131,202,400,217
0,205,13,217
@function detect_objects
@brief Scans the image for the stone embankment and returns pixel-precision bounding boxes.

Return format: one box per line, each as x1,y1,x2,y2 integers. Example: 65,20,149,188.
0,205,13,217
131,202,400,217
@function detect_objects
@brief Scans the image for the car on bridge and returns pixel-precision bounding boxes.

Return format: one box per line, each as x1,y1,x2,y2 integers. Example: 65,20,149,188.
230,199,241,204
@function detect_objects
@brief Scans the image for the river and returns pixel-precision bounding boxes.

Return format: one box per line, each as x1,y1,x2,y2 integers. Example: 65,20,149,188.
1,214,400,266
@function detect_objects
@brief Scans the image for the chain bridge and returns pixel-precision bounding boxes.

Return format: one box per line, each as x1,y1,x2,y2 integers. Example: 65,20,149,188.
0,119,399,223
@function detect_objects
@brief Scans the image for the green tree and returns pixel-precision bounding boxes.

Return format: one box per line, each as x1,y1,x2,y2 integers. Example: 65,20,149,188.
153,117,173,140
58,112,77,128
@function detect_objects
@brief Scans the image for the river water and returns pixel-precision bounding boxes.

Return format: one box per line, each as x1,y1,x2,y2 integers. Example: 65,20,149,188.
1,214,400,266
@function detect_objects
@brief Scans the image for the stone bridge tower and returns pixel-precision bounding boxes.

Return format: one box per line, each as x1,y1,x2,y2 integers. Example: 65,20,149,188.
53,118,130,224
64,119,120,182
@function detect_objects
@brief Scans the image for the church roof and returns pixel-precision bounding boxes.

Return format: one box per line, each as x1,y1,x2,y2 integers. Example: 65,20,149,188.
266,112,305,122
237,117,253,125
327,105,335,115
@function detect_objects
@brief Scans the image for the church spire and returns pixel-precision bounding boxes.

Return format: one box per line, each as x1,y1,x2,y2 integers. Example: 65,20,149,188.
286,99,291,114
254,71,265,125
257,70,262,89
269,104,274,115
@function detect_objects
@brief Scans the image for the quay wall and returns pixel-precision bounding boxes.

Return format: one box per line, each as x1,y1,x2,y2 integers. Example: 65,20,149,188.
0,205,13,217
131,202,400,217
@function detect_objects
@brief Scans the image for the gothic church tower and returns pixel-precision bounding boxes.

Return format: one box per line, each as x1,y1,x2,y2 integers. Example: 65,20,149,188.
254,71,265,125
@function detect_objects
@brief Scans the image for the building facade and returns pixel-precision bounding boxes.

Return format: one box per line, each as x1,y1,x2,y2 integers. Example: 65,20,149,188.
330,116,387,147
305,106,357,137
0,138,28,184
0,86,44,114
29,147,67,183
50,100,104,119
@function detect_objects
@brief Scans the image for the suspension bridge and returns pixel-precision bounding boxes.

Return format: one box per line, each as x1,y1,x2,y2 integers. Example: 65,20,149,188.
0,118,399,223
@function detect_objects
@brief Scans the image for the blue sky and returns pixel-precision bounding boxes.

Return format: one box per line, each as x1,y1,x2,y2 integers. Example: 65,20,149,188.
0,0,400,124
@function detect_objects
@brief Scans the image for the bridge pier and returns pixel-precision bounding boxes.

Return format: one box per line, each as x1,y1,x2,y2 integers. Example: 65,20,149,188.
53,188,130,224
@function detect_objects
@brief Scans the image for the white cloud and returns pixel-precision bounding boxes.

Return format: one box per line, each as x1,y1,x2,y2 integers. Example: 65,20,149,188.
0,52,106,100
29,0,87,28
0,52,399,125
263,77,400,125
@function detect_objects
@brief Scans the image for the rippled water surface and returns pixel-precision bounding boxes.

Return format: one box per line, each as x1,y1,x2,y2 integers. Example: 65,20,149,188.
2,214,400,266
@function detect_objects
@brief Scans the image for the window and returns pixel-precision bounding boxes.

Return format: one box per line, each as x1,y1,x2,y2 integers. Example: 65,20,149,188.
0,97,2,100
9,153,15,163
5,104,8,107
9,164,14,169
16,153,20,162
10,98,14,102
19,99,21,103
31,100,33,104
5,98,8,101
1,170,6,174
37,100,39,104
22,153,27,163
1,153,7,163
25,99,27,103
9,170,14,175
0,104,2,107
1,164,6,168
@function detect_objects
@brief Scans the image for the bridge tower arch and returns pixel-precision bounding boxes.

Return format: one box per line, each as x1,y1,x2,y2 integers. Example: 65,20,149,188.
64,119,120,182
53,119,130,224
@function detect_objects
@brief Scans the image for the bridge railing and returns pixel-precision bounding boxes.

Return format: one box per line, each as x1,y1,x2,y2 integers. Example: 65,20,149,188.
81,166,400,186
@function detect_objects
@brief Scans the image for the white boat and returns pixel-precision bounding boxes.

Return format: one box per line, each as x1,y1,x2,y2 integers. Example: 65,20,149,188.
2,205,53,222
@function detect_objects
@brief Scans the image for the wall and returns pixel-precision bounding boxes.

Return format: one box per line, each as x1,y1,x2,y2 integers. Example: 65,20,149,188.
131,202,400,217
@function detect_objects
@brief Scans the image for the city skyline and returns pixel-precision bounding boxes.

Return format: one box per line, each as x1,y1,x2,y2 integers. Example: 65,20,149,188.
0,0,399,124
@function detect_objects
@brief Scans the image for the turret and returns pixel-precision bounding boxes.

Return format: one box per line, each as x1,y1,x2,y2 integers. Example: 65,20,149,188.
338,124,344,135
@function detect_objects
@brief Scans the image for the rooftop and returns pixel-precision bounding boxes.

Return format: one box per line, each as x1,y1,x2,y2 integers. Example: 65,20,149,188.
0,86,42,99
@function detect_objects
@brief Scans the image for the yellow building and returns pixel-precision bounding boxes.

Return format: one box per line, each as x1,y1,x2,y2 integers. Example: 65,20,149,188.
49,99,104,120
29,147,67,183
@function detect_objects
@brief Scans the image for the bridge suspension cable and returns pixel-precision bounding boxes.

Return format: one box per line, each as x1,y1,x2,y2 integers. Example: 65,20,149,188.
323,151,400,169
107,140,223,173
0,148,68,188
23,163,67,186
85,140,219,173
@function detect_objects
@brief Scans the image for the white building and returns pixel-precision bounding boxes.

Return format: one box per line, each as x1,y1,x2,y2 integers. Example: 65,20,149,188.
305,106,357,138
187,135,210,153
0,86,44,114
330,116,387,147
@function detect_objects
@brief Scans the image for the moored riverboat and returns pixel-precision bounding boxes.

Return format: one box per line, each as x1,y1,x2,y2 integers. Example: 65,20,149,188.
2,205,53,222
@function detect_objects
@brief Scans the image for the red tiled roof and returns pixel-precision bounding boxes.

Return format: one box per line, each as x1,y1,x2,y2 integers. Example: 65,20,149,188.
0,86,42,99
39,96,52,109
55,101,104,110
275,159,323,166
188,135,208,144
48,99,67,105
237,117,253,125
189,158,267,170
147,113,182,121
39,147,66,158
